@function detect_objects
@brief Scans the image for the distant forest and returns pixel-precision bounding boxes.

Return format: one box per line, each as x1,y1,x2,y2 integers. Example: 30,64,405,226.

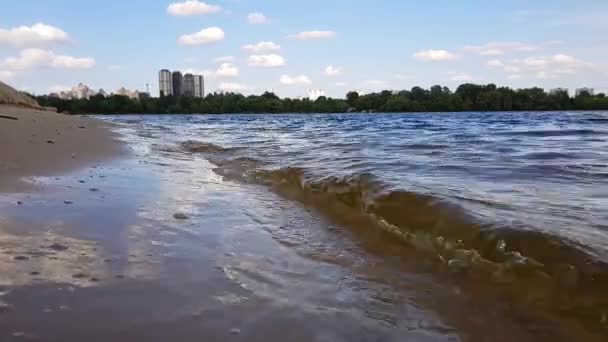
35,84,608,114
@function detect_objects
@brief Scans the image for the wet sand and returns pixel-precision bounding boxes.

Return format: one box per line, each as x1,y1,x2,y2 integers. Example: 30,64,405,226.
0,105,123,192
0,114,605,341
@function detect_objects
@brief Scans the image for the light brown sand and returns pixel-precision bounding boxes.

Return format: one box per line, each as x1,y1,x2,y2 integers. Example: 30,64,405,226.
0,105,123,191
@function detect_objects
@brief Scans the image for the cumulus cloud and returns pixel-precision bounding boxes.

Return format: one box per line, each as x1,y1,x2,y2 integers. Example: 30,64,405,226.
487,53,591,79
178,27,225,45
464,42,540,56
0,70,15,79
324,65,342,76
218,82,249,92
448,72,473,81
287,30,337,40
214,56,235,63
167,1,221,16
413,49,458,62
0,23,68,47
487,59,504,67
244,41,280,53
280,74,311,85
248,54,285,68
0,48,95,71
248,12,268,24
48,84,71,93
215,63,238,78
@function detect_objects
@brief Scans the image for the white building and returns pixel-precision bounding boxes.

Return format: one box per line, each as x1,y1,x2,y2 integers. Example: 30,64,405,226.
159,69,173,96
549,88,568,95
575,88,594,96
113,87,140,100
54,83,97,99
307,89,326,101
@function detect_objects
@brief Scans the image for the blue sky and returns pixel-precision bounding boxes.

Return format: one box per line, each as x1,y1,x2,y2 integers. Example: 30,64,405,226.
1,0,607,98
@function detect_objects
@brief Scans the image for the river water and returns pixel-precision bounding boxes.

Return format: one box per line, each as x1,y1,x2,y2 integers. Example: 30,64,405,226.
1,111,607,341
102,111,608,339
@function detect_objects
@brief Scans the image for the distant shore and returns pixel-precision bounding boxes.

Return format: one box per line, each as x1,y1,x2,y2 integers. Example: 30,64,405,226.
0,105,123,192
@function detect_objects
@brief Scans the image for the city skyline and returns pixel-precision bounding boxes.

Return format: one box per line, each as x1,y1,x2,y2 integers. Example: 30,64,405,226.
159,69,205,97
1,0,607,98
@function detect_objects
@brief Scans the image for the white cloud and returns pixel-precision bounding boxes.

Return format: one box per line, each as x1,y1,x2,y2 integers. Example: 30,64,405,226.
214,56,235,63
243,41,280,53
487,59,504,67
335,82,347,87
107,65,123,71
362,80,389,88
394,74,413,80
167,1,221,16
48,84,71,93
280,74,312,85
218,82,248,92
0,48,95,71
215,63,238,78
0,23,68,47
248,54,285,68
324,65,342,76
248,12,268,24
488,53,591,79
178,27,225,45
464,42,540,56
508,74,523,80
448,72,473,81
287,30,337,40
0,70,15,79
413,49,458,62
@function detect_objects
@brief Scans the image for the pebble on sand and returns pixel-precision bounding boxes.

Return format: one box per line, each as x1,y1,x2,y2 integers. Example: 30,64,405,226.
48,243,69,251
173,212,189,220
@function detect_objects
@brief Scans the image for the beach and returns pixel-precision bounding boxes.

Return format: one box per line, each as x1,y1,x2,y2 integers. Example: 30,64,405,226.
0,106,122,192
0,109,607,341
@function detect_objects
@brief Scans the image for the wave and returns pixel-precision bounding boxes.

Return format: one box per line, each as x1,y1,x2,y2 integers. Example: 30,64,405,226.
181,140,242,154
180,139,608,332
497,129,606,137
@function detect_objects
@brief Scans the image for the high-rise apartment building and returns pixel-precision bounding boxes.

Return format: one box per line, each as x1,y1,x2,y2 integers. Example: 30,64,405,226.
183,73,195,97
159,69,173,96
159,69,204,97
172,71,183,97
194,75,204,98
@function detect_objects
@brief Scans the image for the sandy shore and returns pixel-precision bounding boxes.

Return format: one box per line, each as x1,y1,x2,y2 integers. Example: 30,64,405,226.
0,105,123,192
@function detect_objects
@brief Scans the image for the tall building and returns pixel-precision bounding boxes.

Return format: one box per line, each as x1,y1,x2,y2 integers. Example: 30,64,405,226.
183,73,195,97
193,75,204,98
159,69,173,96
172,71,183,97
159,69,204,97
549,88,568,95
576,88,595,96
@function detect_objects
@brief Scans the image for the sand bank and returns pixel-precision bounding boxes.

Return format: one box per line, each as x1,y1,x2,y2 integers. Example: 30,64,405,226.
0,105,123,192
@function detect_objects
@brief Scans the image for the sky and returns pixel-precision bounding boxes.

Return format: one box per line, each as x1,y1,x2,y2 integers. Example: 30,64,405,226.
1,0,607,98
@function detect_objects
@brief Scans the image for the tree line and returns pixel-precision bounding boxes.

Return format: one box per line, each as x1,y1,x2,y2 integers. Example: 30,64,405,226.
35,84,608,115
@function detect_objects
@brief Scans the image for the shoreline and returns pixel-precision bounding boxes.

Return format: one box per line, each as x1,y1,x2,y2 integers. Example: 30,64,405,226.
0,105,124,192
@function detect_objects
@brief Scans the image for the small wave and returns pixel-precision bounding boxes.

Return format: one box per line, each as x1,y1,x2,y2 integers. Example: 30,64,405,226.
181,140,241,154
521,152,580,160
402,143,448,150
497,129,606,137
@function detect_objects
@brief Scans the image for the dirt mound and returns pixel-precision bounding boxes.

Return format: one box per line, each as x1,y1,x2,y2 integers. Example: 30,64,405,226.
0,81,43,109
